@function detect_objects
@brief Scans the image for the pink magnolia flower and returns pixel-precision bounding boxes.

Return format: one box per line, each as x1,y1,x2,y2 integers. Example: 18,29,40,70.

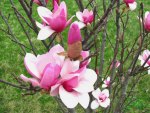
91,88,110,109
144,11,150,32
33,0,48,6
138,50,150,74
75,9,94,29
50,60,97,108
110,60,120,70
123,0,137,11
37,1,73,40
102,77,110,88
20,44,65,90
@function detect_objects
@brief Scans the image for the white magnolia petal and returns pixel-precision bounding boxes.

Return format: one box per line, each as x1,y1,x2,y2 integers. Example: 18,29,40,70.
82,69,97,85
78,93,90,109
91,100,99,109
50,84,60,96
60,59,80,77
59,86,78,108
107,77,110,81
37,6,52,24
145,11,150,19
74,80,94,93
37,26,55,40
76,11,83,22
92,88,101,100
73,21,86,29
128,2,137,11
102,84,107,88
99,98,110,108
36,21,44,29
24,53,41,79
102,89,109,97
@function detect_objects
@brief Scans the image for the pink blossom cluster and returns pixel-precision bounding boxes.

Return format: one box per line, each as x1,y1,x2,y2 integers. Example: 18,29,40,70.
21,0,150,110
20,0,113,110
20,13,98,108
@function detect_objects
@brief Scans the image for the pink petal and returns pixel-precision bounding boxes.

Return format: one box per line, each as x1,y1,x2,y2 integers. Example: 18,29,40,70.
63,76,78,92
76,11,83,22
102,89,109,97
45,9,66,32
50,84,60,96
68,23,82,44
91,100,99,109
24,53,41,79
48,44,65,66
36,53,52,75
20,74,40,87
80,51,91,68
78,93,90,109
60,59,80,77
92,88,101,100
99,98,110,108
53,0,59,12
37,6,52,24
49,44,64,53
59,1,67,17
59,86,78,108
81,69,97,85
37,26,55,40
82,9,94,24
65,15,75,27
73,80,94,93
40,63,61,90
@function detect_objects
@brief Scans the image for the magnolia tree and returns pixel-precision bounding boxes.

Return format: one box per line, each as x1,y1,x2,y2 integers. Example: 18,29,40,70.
0,0,150,113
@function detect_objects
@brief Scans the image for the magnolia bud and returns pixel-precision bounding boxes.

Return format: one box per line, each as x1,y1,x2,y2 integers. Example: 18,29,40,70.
144,11,150,32
68,23,82,45
67,23,82,59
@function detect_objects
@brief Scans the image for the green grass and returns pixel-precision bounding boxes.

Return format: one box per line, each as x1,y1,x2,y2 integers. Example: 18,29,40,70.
0,0,150,113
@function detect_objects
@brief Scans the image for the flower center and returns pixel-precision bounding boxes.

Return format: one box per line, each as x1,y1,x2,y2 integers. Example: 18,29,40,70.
99,93,107,102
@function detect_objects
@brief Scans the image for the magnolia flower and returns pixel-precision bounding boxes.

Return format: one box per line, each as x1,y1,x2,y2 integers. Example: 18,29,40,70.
138,50,150,74
50,60,97,108
37,1,73,40
123,0,137,11
33,0,48,6
20,45,65,90
102,77,110,88
75,9,94,29
91,88,110,109
144,11,150,32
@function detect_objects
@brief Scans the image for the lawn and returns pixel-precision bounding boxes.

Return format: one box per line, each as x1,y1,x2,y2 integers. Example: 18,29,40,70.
0,0,150,113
